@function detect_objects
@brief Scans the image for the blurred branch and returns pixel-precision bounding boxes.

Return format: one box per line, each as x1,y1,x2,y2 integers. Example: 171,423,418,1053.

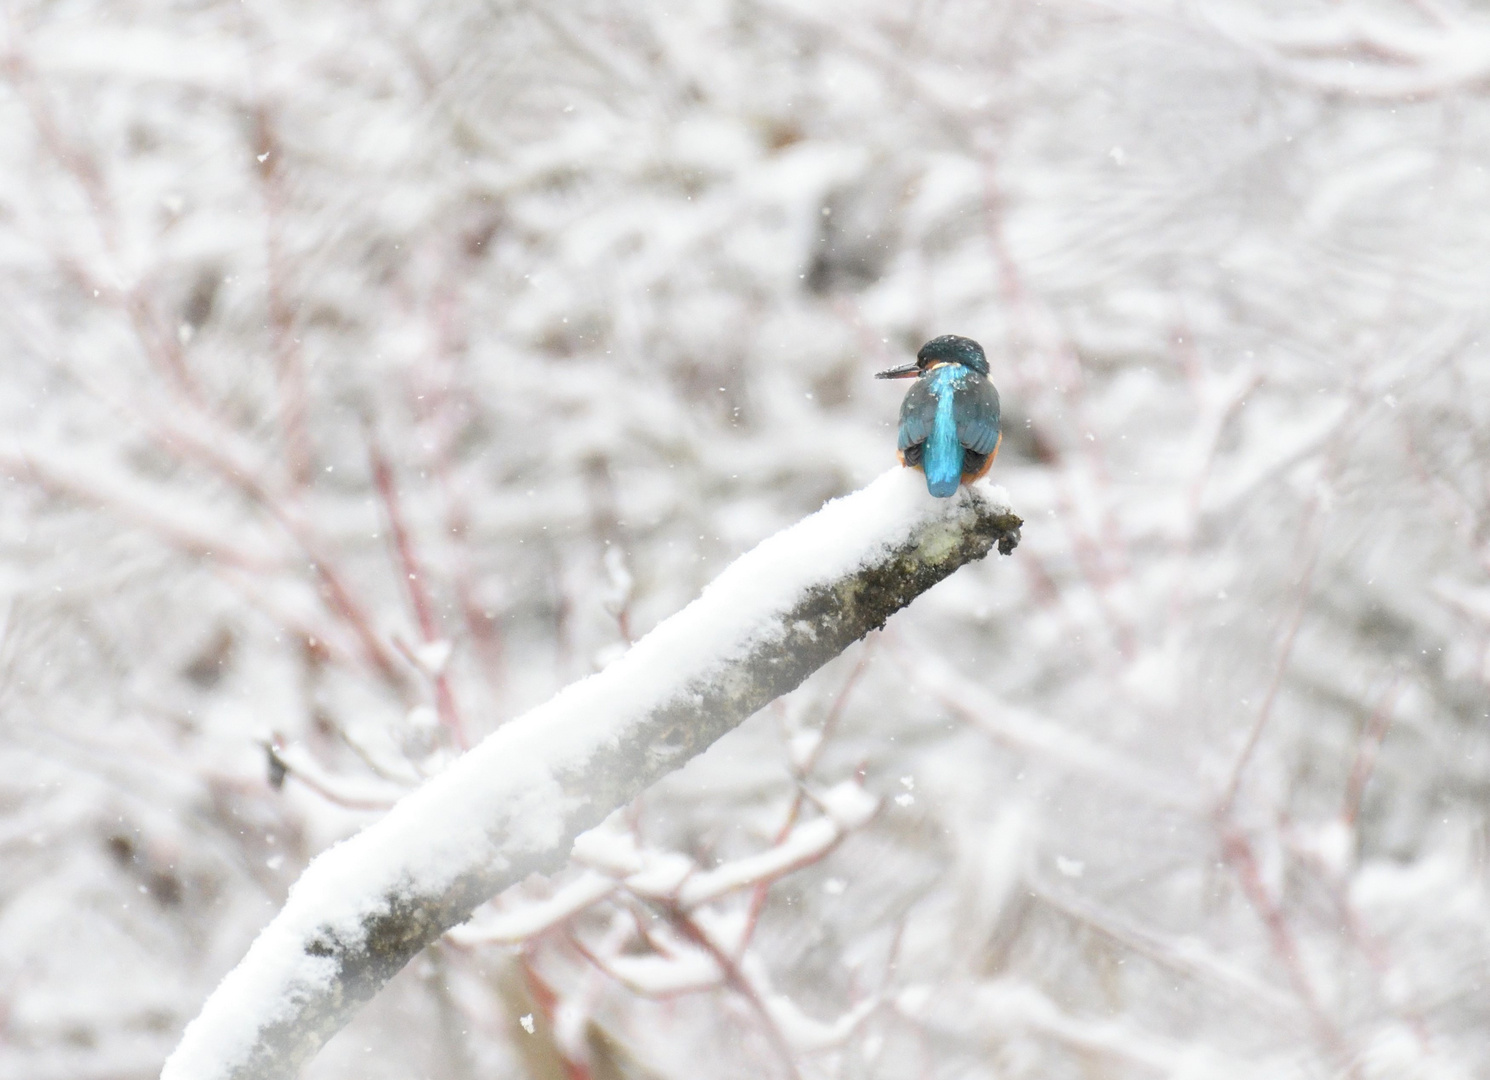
740,651,872,941
1342,678,1404,829
250,105,316,489
1027,878,1297,1019
413,280,509,701
54,369,411,691
3,47,207,404
1216,469,1328,819
1203,3,1490,101
0,448,281,574
367,425,468,747
264,738,407,812
1216,825,1345,1055
161,475,1021,1080
904,645,1204,809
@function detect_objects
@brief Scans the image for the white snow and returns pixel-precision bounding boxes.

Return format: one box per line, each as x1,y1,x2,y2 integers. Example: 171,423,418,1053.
411,640,453,677
571,826,646,877
765,992,878,1053
816,779,881,830
678,817,840,908
447,872,615,945
602,949,723,995
786,730,822,771
624,852,697,900
691,906,752,958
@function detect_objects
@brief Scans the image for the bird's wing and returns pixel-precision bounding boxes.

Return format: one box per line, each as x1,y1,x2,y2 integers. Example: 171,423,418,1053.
956,379,1001,456
897,379,938,451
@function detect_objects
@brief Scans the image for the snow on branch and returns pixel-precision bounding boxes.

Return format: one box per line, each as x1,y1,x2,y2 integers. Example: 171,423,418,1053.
160,470,1021,1080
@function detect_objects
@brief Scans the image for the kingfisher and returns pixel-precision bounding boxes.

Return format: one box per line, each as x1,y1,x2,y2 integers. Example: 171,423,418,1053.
876,335,1001,497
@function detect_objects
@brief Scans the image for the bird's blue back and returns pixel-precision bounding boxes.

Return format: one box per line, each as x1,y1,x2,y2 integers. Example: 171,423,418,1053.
923,366,967,496
897,363,1001,497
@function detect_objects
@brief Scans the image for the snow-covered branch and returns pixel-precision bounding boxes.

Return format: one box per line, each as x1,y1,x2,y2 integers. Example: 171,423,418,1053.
161,471,1020,1080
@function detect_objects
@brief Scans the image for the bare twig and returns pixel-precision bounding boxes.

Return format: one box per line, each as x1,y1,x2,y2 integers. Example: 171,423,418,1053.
250,105,316,488
1217,825,1345,1056
1343,679,1403,828
368,425,468,747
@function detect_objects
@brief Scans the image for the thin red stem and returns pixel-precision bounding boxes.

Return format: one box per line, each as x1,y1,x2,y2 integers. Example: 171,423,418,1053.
368,429,467,747
251,105,315,488
1218,825,1345,1057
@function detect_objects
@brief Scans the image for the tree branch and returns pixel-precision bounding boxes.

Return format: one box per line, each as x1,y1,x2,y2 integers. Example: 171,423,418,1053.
160,470,1021,1080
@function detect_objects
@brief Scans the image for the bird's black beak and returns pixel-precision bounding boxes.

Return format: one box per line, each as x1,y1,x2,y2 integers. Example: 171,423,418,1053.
874,363,921,380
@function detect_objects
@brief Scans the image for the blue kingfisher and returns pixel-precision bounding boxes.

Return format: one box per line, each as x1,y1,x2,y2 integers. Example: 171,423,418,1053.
877,335,1002,497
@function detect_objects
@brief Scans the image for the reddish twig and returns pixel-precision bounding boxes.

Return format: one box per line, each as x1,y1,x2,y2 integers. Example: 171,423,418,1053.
5,49,205,404
662,901,804,1080
419,272,507,700
1,451,278,574
250,105,316,488
520,954,593,1080
741,650,873,945
1343,679,1403,828
264,737,402,811
1217,824,1345,1057
368,426,468,748
568,930,720,1001
107,393,409,691
1217,517,1323,818
6,66,406,698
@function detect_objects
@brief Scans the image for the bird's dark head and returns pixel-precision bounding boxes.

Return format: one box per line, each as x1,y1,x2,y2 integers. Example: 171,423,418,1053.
917,334,988,375
875,334,989,379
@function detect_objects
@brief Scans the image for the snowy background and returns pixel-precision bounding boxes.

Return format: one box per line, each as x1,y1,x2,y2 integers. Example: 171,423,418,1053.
3,0,1490,1077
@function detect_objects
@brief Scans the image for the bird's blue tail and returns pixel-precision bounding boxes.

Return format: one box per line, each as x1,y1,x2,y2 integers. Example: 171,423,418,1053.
924,382,963,498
